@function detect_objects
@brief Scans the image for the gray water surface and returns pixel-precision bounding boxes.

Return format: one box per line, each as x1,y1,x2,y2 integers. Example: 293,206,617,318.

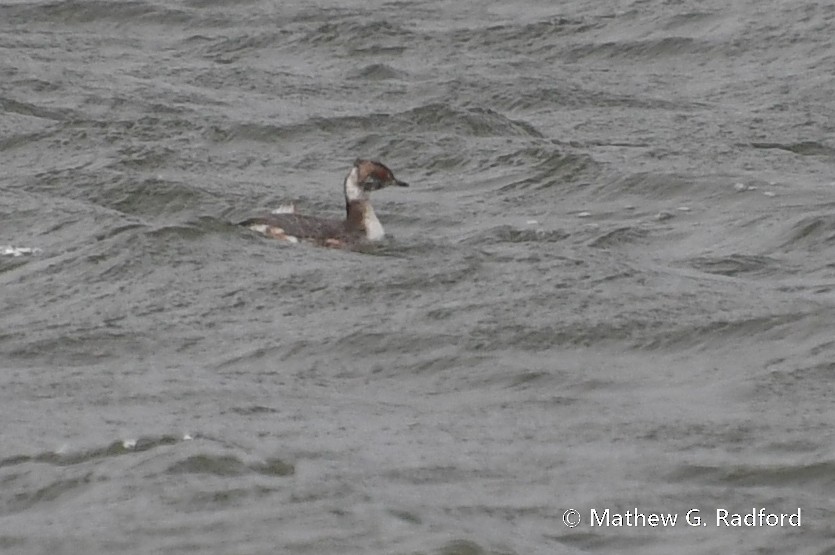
2,1,834,553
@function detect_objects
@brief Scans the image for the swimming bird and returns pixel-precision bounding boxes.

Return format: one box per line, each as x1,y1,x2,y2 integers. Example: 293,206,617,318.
239,159,408,248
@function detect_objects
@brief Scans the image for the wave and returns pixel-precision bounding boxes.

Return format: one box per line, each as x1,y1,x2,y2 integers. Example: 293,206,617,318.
0,96,75,122
751,141,835,157
672,459,835,488
685,254,784,277
495,149,600,192
487,83,697,112
0,0,194,26
464,225,570,245
0,435,182,469
347,63,408,81
588,226,651,249
567,36,717,60
209,103,546,146
295,18,416,48
640,312,813,351
777,214,835,252
0,434,293,516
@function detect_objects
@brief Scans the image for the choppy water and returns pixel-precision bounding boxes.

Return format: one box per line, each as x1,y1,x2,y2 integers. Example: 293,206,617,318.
2,1,835,553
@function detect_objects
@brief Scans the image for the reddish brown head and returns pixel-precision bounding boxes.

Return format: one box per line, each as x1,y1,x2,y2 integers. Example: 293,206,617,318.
354,159,409,191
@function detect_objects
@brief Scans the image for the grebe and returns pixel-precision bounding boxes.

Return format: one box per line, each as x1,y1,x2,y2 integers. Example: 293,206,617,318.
240,159,408,248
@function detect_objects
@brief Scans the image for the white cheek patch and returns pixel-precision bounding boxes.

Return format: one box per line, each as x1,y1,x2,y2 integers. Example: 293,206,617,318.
248,224,269,234
344,166,366,201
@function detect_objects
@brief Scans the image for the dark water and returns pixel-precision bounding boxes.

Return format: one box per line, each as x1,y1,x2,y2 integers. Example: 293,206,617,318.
2,0,834,553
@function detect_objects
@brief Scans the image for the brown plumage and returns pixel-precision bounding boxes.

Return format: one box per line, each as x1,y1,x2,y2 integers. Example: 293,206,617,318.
239,159,408,247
